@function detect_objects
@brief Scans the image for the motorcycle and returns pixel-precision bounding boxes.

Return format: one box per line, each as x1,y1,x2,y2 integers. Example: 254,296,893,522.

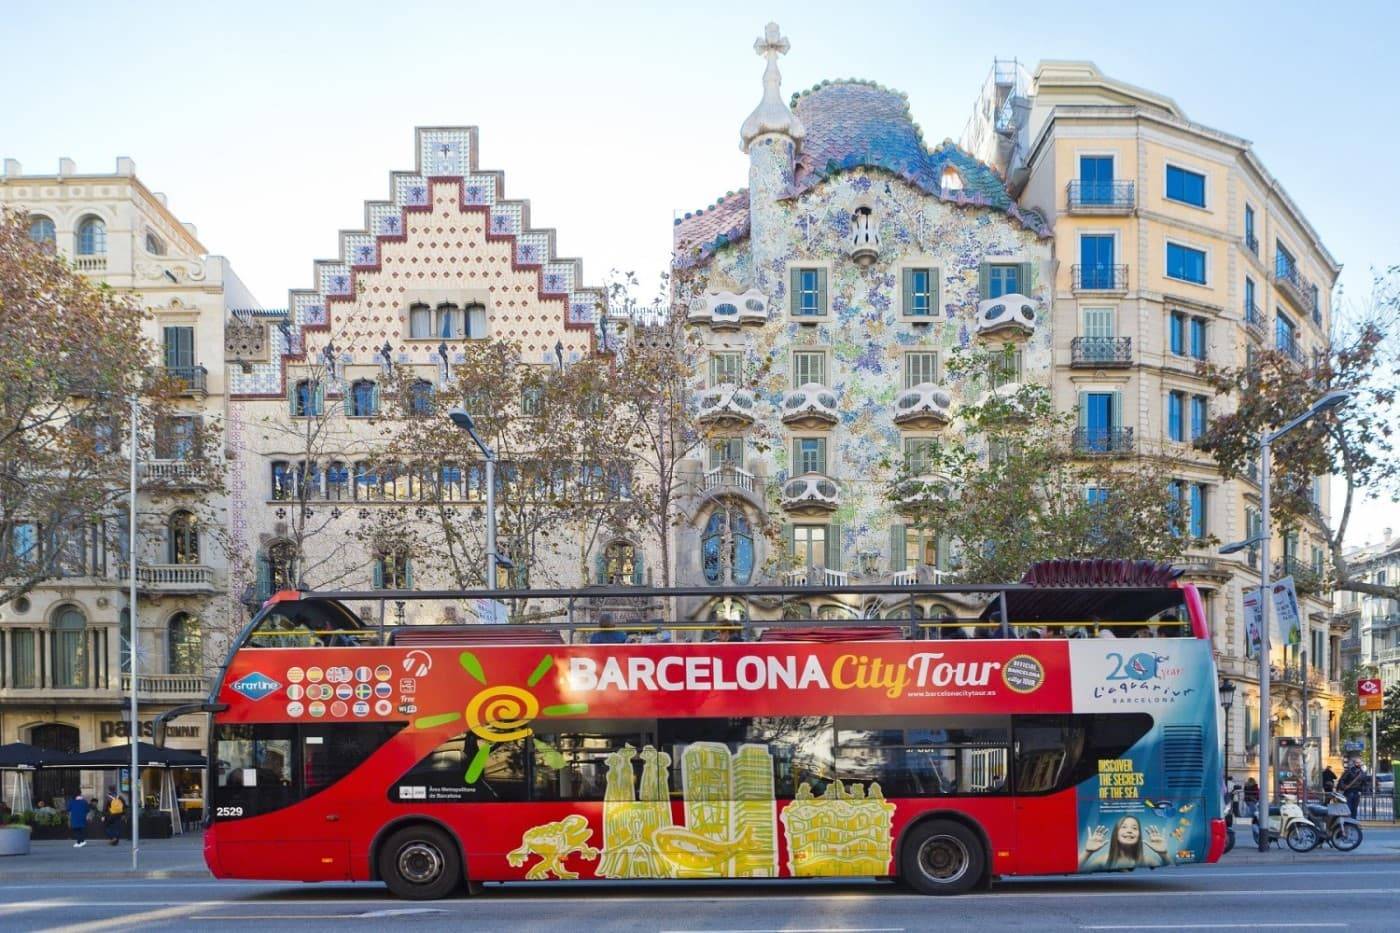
1251,794,1318,851
1223,787,1238,853
1296,790,1364,852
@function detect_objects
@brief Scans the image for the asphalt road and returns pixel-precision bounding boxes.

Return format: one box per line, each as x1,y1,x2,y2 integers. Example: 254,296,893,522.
3,854,1398,933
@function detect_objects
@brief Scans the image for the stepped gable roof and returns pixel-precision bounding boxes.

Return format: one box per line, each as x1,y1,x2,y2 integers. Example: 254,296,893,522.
673,190,750,270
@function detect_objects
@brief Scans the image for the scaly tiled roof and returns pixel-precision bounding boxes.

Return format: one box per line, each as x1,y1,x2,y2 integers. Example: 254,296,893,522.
673,189,750,269
673,80,1050,270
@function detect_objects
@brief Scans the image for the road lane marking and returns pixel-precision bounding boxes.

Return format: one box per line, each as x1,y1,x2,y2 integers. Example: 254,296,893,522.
40,902,209,933
1083,925,1347,930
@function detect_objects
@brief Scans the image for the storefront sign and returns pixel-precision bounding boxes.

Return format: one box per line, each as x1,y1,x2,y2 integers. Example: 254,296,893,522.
99,720,201,742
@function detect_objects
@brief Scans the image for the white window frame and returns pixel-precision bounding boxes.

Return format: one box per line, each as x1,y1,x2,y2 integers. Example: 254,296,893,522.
1164,238,1211,287
791,349,828,388
1163,161,1210,211
896,259,941,321
709,351,743,387
902,350,939,388
1080,306,1116,338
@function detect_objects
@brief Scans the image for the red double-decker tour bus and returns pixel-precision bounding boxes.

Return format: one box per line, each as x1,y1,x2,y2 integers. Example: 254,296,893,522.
204,560,1225,898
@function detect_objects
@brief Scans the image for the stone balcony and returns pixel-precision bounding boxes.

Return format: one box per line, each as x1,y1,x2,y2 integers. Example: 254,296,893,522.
136,563,217,595
695,384,756,428
780,384,839,428
120,672,212,699
892,383,952,429
686,290,768,329
779,472,841,514
140,460,208,488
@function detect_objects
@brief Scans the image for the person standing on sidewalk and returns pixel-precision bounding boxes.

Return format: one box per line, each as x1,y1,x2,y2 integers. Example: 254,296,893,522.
67,794,90,847
103,790,126,846
1338,757,1365,819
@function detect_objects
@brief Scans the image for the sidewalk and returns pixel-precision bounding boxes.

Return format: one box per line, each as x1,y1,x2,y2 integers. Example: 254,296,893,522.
1224,821,1400,862
0,832,211,881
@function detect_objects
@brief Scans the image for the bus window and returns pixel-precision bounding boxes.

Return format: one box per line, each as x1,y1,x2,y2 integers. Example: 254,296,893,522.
214,724,296,818
389,733,528,802
531,720,656,802
832,716,1011,797
1012,714,1153,795
302,724,402,797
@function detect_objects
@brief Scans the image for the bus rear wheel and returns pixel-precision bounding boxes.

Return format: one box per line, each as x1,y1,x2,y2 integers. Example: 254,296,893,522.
378,825,463,900
901,820,985,896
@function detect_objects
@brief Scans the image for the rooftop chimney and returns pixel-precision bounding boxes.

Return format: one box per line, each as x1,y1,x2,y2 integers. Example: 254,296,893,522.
58,158,76,176
116,156,135,175
2,159,20,177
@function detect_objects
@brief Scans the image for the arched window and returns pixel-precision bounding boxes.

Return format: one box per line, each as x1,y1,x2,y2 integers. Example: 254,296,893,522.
260,541,298,598
409,302,432,338
52,606,87,688
76,216,106,255
167,510,199,564
940,165,964,193
374,548,412,589
27,215,55,248
604,541,638,584
168,612,202,675
408,380,434,416
436,303,463,339
701,510,754,585
349,379,378,417
782,601,813,619
326,460,350,500
144,231,166,255
292,379,322,417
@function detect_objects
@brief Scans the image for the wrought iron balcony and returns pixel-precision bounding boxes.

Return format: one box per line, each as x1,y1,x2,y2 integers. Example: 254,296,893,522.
1245,232,1259,255
1340,635,1361,653
1244,302,1266,342
1369,613,1400,630
163,364,208,398
1275,337,1306,366
1071,264,1128,293
1073,427,1135,456
1066,180,1135,213
1070,337,1132,368
1272,262,1317,316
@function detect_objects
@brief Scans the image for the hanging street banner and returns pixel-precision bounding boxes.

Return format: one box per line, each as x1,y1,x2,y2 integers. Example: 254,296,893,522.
1358,677,1384,713
1243,587,1264,657
1269,577,1302,648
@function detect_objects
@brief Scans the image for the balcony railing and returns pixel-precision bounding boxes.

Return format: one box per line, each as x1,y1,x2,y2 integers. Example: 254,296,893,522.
1369,613,1400,629
1244,302,1266,342
73,255,107,272
1071,264,1128,292
136,563,216,593
1070,337,1132,367
1066,180,1135,213
1340,635,1361,653
120,672,211,696
890,566,947,586
783,567,850,587
1073,427,1134,455
1378,647,1400,665
140,459,205,486
162,364,208,397
1272,262,1317,316
701,464,755,496
1245,232,1259,255
1275,337,1307,365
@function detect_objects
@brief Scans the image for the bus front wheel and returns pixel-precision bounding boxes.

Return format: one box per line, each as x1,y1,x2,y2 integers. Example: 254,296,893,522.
900,820,985,895
378,825,463,900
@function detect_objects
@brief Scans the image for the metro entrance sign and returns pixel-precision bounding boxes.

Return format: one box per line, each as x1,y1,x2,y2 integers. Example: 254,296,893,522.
1358,678,1384,712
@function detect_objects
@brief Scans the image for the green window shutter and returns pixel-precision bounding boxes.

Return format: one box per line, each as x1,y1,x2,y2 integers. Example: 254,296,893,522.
978,262,990,300
594,552,607,584
313,382,325,415
889,524,906,571
342,388,353,417
789,267,801,316
937,533,953,572
404,558,414,590
1019,261,1034,295
1111,390,1123,429
288,383,298,417
817,268,829,316
826,522,842,572
792,439,802,473
931,267,941,312
371,559,383,589
901,268,914,314
782,523,795,565
255,559,271,600
371,383,381,415
631,549,645,585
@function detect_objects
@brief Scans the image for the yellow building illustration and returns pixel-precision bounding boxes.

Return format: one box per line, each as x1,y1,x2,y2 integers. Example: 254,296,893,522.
780,780,896,877
508,741,895,881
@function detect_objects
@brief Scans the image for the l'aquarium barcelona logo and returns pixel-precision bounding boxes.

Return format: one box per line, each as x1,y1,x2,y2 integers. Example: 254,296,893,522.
1093,651,1193,705
231,671,283,702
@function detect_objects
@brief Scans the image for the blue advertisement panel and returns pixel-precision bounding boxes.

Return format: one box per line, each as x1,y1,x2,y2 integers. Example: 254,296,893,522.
1070,638,1221,872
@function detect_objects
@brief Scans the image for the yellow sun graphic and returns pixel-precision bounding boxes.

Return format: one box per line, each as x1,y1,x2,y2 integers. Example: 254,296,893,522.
414,651,587,783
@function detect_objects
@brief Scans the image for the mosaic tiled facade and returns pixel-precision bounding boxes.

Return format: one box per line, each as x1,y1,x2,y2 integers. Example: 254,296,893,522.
673,25,1052,598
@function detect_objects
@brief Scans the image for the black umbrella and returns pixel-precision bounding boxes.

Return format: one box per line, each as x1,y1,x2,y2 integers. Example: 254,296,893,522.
0,742,46,769
39,741,206,770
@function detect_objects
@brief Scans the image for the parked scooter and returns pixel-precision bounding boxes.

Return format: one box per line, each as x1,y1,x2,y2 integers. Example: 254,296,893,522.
1251,794,1317,851
1297,790,1364,852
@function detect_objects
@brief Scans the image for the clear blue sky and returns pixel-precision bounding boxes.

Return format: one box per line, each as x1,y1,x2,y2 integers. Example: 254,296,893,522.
4,0,1396,543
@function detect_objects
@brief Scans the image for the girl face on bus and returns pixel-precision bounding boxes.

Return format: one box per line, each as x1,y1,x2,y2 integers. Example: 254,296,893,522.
1115,816,1140,847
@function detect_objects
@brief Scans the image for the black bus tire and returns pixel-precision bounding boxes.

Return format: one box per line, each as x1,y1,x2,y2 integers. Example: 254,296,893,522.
900,819,985,896
378,825,463,900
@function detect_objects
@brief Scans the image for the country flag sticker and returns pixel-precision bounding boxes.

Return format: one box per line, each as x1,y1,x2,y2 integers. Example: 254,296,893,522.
287,667,305,684
374,699,393,716
309,701,326,718
307,667,324,683
374,665,393,682
330,701,348,717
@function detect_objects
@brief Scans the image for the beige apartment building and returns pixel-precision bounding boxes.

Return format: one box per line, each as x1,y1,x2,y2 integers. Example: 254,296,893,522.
0,158,251,803
964,60,1345,779
224,127,630,628
1336,530,1400,687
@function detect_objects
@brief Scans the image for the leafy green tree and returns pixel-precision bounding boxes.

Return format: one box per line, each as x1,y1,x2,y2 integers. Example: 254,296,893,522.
1377,684,1400,759
891,346,1190,583
1197,269,1399,600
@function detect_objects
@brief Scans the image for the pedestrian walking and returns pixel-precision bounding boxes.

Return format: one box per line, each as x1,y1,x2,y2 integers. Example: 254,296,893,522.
104,790,126,845
1322,765,1338,795
68,794,90,847
1338,757,1365,819
1243,777,1260,819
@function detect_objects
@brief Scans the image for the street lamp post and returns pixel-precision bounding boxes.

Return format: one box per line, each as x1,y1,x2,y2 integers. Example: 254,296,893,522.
125,393,140,870
1220,388,1349,851
448,407,496,589
1220,678,1236,778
